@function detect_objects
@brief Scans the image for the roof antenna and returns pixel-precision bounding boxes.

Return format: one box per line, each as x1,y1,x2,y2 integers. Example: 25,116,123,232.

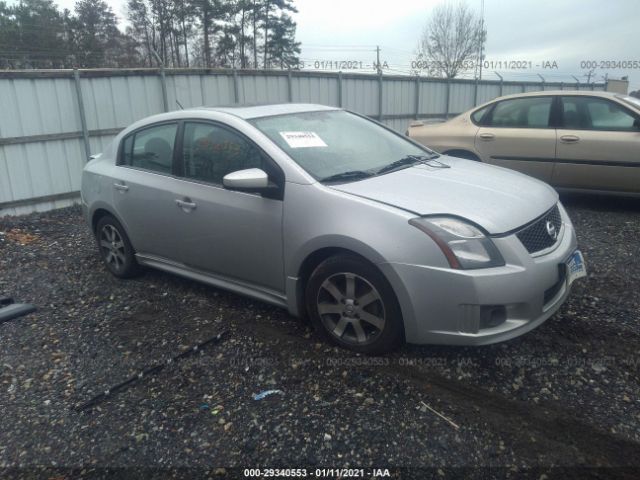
176,100,184,110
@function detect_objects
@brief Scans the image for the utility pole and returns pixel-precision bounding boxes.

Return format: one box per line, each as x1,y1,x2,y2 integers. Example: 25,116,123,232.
376,45,382,75
478,0,485,80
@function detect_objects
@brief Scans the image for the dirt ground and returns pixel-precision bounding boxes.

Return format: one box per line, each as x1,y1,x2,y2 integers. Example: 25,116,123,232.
1,194,639,479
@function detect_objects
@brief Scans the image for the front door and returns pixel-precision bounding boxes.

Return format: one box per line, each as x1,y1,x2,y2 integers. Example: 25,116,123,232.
171,121,285,292
474,96,557,182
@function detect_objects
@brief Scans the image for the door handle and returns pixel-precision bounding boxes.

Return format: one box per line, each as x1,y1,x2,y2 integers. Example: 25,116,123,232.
560,135,580,143
113,182,129,192
175,198,197,211
479,133,495,140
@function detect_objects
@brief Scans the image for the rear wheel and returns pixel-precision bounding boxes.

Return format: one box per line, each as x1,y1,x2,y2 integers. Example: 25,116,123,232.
305,254,404,354
95,215,141,278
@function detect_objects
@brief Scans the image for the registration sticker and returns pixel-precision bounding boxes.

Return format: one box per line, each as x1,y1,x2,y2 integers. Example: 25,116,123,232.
566,250,587,286
279,131,328,148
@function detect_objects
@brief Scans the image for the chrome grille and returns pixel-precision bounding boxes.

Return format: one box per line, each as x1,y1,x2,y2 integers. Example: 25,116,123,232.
516,205,562,254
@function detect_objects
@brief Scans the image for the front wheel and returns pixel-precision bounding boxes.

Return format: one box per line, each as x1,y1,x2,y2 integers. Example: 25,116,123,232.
305,254,404,354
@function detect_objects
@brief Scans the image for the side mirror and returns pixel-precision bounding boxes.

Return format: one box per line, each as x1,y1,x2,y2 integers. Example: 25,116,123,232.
223,168,269,191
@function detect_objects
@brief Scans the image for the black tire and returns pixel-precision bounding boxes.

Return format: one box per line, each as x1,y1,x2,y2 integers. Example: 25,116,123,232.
305,254,404,354
95,215,141,278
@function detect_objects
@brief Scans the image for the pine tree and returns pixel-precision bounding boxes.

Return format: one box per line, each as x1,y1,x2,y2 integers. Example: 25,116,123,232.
191,0,220,67
265,12,299,69
213,23,240,67
73,0,121,67
0,0,301,70
0,0,67,68
237,0,253,69
261,0,296,69
174,0,193,67
127,0,154,66
251,0,260,68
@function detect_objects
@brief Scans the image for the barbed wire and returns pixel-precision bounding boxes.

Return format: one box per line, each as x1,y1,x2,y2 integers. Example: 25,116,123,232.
0,42,633,88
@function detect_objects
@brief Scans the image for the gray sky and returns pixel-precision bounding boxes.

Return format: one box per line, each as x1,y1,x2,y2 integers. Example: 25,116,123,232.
52,0,640,90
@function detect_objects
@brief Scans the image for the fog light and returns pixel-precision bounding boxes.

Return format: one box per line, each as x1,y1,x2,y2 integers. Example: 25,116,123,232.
480,305,507,329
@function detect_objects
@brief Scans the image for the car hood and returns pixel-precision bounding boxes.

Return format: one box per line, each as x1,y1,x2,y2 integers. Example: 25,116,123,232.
328,156,558,234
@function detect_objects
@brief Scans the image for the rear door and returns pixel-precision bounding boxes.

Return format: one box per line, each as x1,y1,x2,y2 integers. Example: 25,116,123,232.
112,122,183,259
553,95,640,193
474,96,557,182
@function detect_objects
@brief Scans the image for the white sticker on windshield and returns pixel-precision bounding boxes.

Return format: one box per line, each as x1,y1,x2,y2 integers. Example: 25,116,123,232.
279,131,327,148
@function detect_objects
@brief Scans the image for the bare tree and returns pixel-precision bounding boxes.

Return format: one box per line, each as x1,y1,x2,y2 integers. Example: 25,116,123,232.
417,1,485,79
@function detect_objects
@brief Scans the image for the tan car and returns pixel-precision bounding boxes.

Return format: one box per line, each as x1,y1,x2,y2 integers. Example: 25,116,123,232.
407,91,640,194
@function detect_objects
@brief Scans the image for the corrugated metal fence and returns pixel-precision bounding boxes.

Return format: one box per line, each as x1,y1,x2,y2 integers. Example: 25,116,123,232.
0,68,605,216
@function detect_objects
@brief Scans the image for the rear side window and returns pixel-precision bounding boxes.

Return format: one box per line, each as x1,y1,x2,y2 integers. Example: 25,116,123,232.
121,123,177,174
487,97,553,128
181,122,265,185
561,96,638,131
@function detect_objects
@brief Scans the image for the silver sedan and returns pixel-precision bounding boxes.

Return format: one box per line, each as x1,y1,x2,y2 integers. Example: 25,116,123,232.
81,103,586,354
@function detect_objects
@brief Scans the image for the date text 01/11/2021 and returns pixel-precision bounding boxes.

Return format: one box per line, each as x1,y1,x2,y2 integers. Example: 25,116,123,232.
242,468,392,477
410,59,559,70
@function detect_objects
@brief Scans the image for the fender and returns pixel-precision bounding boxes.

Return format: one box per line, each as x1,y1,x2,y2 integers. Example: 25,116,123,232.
285,234,394,318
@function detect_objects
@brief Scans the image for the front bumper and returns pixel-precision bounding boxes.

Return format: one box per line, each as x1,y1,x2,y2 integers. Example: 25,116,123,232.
379,215,580,345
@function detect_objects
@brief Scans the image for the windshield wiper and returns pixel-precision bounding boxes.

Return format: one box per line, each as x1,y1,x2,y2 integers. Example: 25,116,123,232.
376,153,441,175
320,170,375,183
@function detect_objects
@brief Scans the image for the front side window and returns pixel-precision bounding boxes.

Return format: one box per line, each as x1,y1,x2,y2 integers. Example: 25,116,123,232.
181,122,264,185
249,110,430,181
488,97,553,128
561,96,638,131
121,123,177,174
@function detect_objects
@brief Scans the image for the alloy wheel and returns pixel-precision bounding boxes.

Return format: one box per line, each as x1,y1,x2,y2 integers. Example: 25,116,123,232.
316,272,386,346
99,224,126,272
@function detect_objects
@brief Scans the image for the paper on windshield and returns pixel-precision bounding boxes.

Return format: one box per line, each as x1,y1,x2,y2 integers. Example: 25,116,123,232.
279,131,327,148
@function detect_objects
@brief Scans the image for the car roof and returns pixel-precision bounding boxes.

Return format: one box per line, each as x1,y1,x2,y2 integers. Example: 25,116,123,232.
467,89,640,114
117,103,342,138
193,103,340,119
494,90,622,101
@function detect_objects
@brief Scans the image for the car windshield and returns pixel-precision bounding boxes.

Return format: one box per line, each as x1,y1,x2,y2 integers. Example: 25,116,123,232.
249,110,435,182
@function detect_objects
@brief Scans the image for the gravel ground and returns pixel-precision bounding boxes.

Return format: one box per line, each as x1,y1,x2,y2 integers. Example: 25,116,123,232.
0,194,639,478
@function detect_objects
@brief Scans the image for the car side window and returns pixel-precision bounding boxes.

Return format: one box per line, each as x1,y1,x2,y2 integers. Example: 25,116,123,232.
122,135,133,165
121,123,177,174
471,105,490,125
561,96,637,131
487,97,553,128
181,122,264,185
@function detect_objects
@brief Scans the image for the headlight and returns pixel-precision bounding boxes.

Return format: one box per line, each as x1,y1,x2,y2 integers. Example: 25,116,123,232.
409,216,505,269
